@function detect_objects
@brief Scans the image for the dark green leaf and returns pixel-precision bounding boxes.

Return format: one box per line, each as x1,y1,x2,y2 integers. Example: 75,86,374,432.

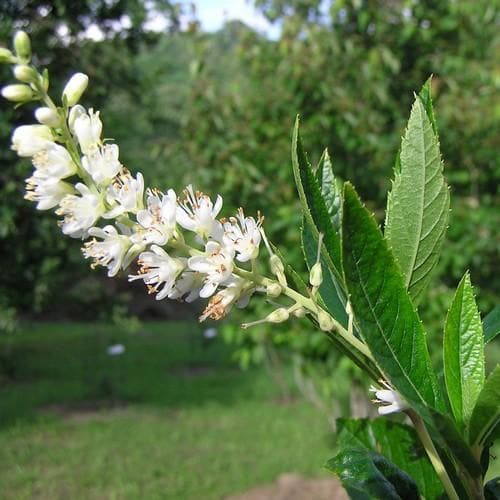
483,306,500,344
326,447,419,500
430,410,482,478
336,418,443,499
301,218,348,327
385,95,449,305
342,183,444,418
469,365,500,446
444,272,485,428
484,477,500,500
292,116,343,279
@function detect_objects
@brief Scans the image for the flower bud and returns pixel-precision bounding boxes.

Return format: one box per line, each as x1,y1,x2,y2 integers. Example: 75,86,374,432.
13,31,31,62
266,282,282,298
293,307,307,318
267,308,289,324
0,47,14,64
309,262,323,288
62,73,88,106
14,64,37,83
1,84,33,102
35,107,61,127
317,310,334,331
269,254,284,275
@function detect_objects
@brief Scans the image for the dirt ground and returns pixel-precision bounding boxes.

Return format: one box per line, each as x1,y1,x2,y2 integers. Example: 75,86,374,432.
226,473,348,500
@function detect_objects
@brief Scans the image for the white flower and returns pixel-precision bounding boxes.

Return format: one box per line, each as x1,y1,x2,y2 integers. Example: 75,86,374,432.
370,383,408,416
176,185,223,240
129,245,185,300
25,176,74,210
32,143,77,179
34,107,60,127
133,188,177,246
188,241,235,298
168,270,204,303
56,183,105,238
105,171,145,218
82,225,134,277
223,208,262,262
199,277,254,321
82,143,122,184
73,108,102,154
11,125,53,157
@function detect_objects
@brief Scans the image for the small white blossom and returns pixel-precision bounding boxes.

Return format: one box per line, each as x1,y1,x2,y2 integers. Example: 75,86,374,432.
168,270,204,303
176,185,223,240
199,277,253,321
82,225,134,277
32,143,77,179
25,175,74,210
129,245,185,300
370,383,408,416
105,171,145,218
56,183,105,238
73,108,102,154
223,208,262,262
133,188,177,246
82,143,122,184
11,125,53,157
188,241,235,298
34,107,60,127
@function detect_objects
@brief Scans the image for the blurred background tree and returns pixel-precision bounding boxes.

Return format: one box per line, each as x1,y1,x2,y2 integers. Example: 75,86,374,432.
1,0,498,418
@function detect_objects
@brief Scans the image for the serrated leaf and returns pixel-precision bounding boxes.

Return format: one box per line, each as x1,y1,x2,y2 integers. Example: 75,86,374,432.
292,116,343,279
316,148,342,233
385,94,450,305
336,418,443,499
483,305,500,344
301,218,347,327
418,76,438,135
325,447,419,500
469,365,500,446
444,272,485,429
342,183,443,418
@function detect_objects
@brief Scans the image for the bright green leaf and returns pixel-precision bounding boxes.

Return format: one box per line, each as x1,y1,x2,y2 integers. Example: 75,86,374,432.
292,116,343,280
418,76,438,135
483,305,500,344
325,447,419,500
316,148,342,233
336,418,443,499
469,365,500,446
444,272,485,429
385,95,449,305
342,183,444,418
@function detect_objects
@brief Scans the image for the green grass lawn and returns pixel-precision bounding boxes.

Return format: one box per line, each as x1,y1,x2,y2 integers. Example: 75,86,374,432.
0,322,334,499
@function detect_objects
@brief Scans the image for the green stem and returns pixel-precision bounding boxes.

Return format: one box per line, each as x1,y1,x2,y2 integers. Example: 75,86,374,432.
407,410,459,500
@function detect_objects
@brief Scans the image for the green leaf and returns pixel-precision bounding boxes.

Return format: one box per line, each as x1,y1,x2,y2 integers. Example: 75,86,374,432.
469,365,500,446
483,305,500,344
342,183,443,418
326,448,420,500
430,410,483,478
385,94,450,305
301,218,348,327
316,148,342,233
484,477,500,500
292,116,343,279
418,76,438,135
336,418,443,499
444,272,485,428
